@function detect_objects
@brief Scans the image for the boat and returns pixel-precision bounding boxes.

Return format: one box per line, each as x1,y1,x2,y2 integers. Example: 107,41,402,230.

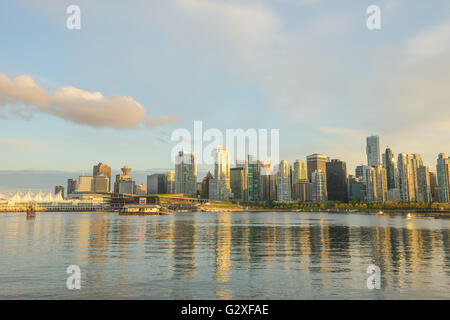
119,205,161,215
377,211,384,215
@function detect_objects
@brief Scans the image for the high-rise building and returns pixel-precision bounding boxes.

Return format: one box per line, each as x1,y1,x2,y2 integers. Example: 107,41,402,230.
259,162,272,201
165,171,176,194
67,179,77,195
147,174,167,194
93,162,111,192
311,169,326,203
230,167,246,201
114,165,135,194
307,154,328,182
93,173,110,193
362,166,377,202
366,135,380,167
247,155,260,202
77,174,93,193
417,166,432,202
293,160,307,182
292,179,312,202
386,188,401,202
54,185,64,197
398,154,422,202
436,153,450,203
429,172,439,202
347,175,364,202
355,165,364,179
209,146,233,201
201,172,214,199
277,160,291,202
175,151,197,197
373,165,387,202
136,184,146,195
383,148,396,190
326,159,348,202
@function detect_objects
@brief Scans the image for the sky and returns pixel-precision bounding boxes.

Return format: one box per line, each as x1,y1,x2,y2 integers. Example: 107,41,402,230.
1,0,450,184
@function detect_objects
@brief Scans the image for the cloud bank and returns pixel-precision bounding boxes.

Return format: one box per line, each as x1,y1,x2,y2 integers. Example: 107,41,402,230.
0,73,177,129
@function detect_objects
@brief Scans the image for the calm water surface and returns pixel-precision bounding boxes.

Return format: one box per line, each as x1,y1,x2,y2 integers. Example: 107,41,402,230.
0,211,449,299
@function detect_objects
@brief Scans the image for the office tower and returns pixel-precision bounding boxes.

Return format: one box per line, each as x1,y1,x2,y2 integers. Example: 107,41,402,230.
429,172,439,202
417,166,432,202
235,159,248,200
230,167,246,201
366,135,380,167
355,165,364,178
175,151,197,197
147,174,167,194
54,186,64,197
326,159,348,202
259,161,272,201
292,179,312,202
77,173,93,192
383,148,396,190
373,165,387,202
436,153,450,203
136,184,146,195
386,188,401,202
165,171,175,194
277,160,291,202
311,169,326,203
293,160,307,182
93,162,111,192
67,179,77,195
93,173,110,193
307,154,328,181
209,146,233,201
398,153,422,202
362,166,377,202
347,175,364,202
114,165,135,194
201,172,214,199
247,155,260,202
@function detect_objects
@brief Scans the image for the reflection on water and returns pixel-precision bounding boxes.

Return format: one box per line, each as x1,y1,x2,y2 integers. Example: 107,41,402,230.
0,211,449,299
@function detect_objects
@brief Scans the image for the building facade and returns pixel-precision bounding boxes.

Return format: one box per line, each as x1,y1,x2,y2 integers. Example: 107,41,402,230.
276,160,291,202
311,169,326,203
437,153,450,203
366,135,380,167
326,159,348,202
175,151,197,197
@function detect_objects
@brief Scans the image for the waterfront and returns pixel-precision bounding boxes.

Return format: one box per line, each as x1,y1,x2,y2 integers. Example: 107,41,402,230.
0,211,449,299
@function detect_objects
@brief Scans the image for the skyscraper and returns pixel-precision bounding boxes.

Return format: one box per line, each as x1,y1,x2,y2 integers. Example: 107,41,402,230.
209,146,233,201
277,160,291,202
259,161,272,201
165,171,176,194
93,162,111,192
383,147,396,190
201,172,214,199
366,135,380,167
247,155,260,202
311,169,326,203
292,179,312,202
293,160,307,182
429,172,439,202
417,166,432,202
175,151,197,197
326,159,348,202
230,167,246,201
362,166,377,202
93,173,110,193
54,185,64,197
307,154,328,182
114,165,135,194
436,153,450,203
147,174,167,194
373,165,387,202
397,154,422,202
77,173,93,193
67,178,77,195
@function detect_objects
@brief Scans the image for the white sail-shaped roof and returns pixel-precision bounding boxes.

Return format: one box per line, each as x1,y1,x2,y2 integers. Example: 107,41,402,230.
0,193,7,200
22,191,32,202
10,192,21,202
54,192,64,202
33,191,43,202
42,192,54,202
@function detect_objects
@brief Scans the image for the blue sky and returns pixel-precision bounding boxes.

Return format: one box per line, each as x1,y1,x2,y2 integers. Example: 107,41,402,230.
1,0,449,178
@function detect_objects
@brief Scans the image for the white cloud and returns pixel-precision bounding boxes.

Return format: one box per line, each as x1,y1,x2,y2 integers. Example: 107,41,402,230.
0,73,178,129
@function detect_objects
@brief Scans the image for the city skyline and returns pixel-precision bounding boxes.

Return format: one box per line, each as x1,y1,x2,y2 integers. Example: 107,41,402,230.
1,1,450,173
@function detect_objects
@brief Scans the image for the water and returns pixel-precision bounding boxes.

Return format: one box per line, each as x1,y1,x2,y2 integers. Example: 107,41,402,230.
0,211,449,299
